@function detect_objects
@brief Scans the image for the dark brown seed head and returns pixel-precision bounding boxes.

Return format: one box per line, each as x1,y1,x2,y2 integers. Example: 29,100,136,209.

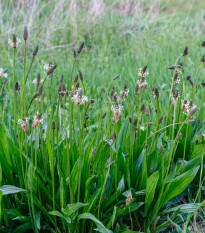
73,49,77,59
201,55,205,63
134,117,138,126
58,84,62,93
160,144,164,151
113,93,118,103
142,65,147,73
201,82,205,87
60,74,64,82
23,26,28,40
78,42,84,54
37,113,42,120
202,41,205,47
74,74,78,83
4,79,8,84
183,46,188,56
145,106,150,116
195,139,199,144
51,120,56,130
90,99,95,104
189,80,193,86
123,83,127,91
110,132,117,139
101,87,107,94
14,82,20,91
158,116,163,124
12,34,17,43
178,62,183,67
145,144,149,150
62,83,66,92
33,45,38,56
37,73,41,84
113,74,120,80
102,112,107,119
47,65,57,75
186,75,191,80
79,71,83,81
37,85,43,96
134,83,139,95
140,103,145,113
3,68,8,74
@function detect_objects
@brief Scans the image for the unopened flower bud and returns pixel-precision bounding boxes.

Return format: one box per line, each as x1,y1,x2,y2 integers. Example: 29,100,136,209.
74,74,78,82
113,74,120,80
51,120,56,130
60,74,64,82
183,46,188,56
145,106,150,116
102,112,107,119
47,65,57,75
187,106,198,118
14,82,20,91
73,49,77,59
79,71,83,81
23,26,28,40
33,45,38,56
78,42,84,54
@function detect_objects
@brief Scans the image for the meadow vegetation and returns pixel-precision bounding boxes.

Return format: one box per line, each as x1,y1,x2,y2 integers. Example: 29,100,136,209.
0,0,205,232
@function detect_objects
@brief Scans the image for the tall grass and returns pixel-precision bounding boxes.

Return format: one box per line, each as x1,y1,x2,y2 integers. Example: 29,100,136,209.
0,0,205,232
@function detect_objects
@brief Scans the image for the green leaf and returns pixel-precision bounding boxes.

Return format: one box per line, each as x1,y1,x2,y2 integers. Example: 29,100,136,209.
78,213,113,233
0,185,26,195
63,202,88,216
160,203,204,215
160,166,199,208
144,171,159,216
49,210,71,224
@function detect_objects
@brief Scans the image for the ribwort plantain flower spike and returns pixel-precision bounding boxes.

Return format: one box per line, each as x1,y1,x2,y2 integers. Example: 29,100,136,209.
79,71,83,81
8,34,21,48
23,26,28,41
33,46,38,56
18,117,29,133
47,65,57,75
14,82,20,91
113,74,120,80
32,113,43,128
78,42,84,54
183,46,188,56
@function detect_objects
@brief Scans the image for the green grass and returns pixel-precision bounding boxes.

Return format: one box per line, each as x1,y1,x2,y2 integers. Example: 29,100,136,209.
0,0,205,232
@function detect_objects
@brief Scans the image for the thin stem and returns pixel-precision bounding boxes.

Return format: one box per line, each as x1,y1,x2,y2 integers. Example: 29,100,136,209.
25,56,34,84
